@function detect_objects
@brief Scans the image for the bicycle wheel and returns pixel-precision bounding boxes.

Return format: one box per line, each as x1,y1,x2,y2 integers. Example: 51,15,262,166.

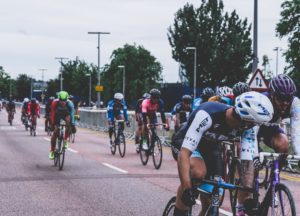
261,183,296,216
139,138,149,165
110,131,117,155
71,133,75,143
58,140,65,171
152,136,163,169
229,159,241,214
118,133,126,158
54,151,59,166
162,196,176,216
259,166,269,188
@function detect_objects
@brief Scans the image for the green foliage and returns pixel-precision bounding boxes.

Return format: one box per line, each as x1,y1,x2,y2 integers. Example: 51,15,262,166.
101,44,162,106
276,0,300,87
46,59,98,102
15,74,31,99
168,0,252,87
0,66,12,99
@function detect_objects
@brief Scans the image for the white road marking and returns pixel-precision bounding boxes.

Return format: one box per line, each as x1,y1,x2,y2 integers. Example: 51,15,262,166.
44,137,51,142
102,163,128,174
0,126,16,130
68,148,78,153
196,199,232,216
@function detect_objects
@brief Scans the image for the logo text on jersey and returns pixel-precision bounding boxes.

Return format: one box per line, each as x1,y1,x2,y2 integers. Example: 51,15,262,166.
196,117,209,132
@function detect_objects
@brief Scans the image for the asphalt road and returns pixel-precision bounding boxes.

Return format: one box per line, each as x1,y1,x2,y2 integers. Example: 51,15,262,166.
0,109,300,216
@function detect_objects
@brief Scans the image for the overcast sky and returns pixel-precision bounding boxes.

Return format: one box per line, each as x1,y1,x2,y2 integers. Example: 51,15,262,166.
0,0,287,82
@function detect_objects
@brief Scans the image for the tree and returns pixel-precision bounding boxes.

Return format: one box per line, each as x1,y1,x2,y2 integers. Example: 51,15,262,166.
15,74,31,99
0,66,12,99
46,59,98,103
101,44,163,106
276,0,300,87
168,0,252,88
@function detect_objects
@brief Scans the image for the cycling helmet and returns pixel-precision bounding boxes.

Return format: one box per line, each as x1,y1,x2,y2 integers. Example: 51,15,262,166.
235,91,274,124
201,87,215,100
182,95,192,103
114,92,124,101
269,74,296,97
58,91,69,101
49,96,55,100
68,95,74,100
149,88,161,99
143,93,151,99
216,86,233,97
233,82,251,97
31,98,36,103
24,98,29,103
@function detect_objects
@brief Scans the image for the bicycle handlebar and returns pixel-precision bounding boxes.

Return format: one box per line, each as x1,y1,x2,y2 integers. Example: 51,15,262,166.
146,123,167,128
259,152,300,163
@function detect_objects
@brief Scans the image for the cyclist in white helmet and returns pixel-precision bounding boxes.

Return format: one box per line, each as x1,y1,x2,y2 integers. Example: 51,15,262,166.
171,91,273,216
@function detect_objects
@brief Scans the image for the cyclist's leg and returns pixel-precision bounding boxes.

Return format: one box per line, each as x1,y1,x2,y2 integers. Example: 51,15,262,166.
64,115,71,141
174,154,207,216
45,114,49,131
135,113,143,144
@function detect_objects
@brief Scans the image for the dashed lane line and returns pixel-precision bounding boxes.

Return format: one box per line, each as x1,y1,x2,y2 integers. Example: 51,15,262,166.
102,162,128,174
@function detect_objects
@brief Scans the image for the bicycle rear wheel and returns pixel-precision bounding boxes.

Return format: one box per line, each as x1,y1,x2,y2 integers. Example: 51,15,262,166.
139,138,149,165
118,133,126,157
152,136,163,169
229,159,241,214
261,183,296,216
162,196,193,216
110,132,117,155
58,140,65,171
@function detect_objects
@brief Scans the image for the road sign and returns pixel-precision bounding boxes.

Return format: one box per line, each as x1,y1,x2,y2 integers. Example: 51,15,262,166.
95,85,104,92
248,69,268,91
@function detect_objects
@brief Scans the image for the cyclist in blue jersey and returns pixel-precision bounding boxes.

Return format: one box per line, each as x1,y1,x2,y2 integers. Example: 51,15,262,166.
236,74,300,215
172,95,193,132
172,92,274,216
107,93,130,146
192,87,215,111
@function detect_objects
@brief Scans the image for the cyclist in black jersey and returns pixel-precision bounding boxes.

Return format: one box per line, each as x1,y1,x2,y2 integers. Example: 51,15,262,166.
173,92,274,216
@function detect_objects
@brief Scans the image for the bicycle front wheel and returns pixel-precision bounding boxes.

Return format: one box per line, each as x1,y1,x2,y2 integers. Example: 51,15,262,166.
118,133,126,157
152,136,163,169
229,159,241,214
261,183,296,216
58,139,65,170
139,139,149,166
110,132,117,155
162,196,176,216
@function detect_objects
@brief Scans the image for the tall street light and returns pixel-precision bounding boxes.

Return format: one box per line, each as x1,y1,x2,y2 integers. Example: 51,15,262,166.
55,57,68,91
186,47,197,99
86,73,92,107
38,68,47,104
88,31,110,108
274,47,282,76
118,65,125,98
252,0,258,73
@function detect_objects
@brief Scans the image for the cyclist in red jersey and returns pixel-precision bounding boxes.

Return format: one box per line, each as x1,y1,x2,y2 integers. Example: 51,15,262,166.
27,98,40,130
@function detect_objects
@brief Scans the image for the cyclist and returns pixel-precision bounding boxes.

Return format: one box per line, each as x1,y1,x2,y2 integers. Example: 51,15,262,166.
232,82,251,100
209,86,234,105
236,74,300,215
107,93,130,146
172,95,193,132
21,98,30,124
6,99,16,123
27,98,41,132
134,93,151,151
68,95,79,135
49,91,75,160
45,97,55,132
141,88,169,149
172,91,274,216
192,87,215,111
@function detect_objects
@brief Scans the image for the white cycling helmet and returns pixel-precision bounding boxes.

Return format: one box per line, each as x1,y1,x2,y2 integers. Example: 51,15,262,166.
114,92,124,101
216,86,233,97
235,91,274,124
24,98,29,103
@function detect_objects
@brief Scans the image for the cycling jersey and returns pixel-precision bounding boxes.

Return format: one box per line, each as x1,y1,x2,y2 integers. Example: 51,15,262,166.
171,102,192,124
178,102,239,152
6,101,15,111
141,98,166,124
192,97,203,111
22,102,29,112
45,100,52,116
28,102,40,117
50,99,75,126
107,99,128,122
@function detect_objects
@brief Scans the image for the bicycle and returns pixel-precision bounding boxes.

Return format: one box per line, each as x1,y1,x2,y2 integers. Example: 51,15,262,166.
110,120,126,158
53,119,67,170
29,116,37,136
22,114,30,131
8,111,14,126
139,123,164,169
231,152,300,216
162,175,253,216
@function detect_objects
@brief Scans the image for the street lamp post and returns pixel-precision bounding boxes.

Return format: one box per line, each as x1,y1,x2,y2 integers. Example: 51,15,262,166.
118,65,125,98
55,57,68,91
86,74,92,107
88,31,110,108
274,47,282,76
186,47,197,99
38,68,47,104
252,0,258,73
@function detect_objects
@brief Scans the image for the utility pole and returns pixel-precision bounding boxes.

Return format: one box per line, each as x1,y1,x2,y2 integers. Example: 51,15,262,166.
55,57,68,91
38,68,47,103
88,31,110,108
252,0,258,73
274,47,282,76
